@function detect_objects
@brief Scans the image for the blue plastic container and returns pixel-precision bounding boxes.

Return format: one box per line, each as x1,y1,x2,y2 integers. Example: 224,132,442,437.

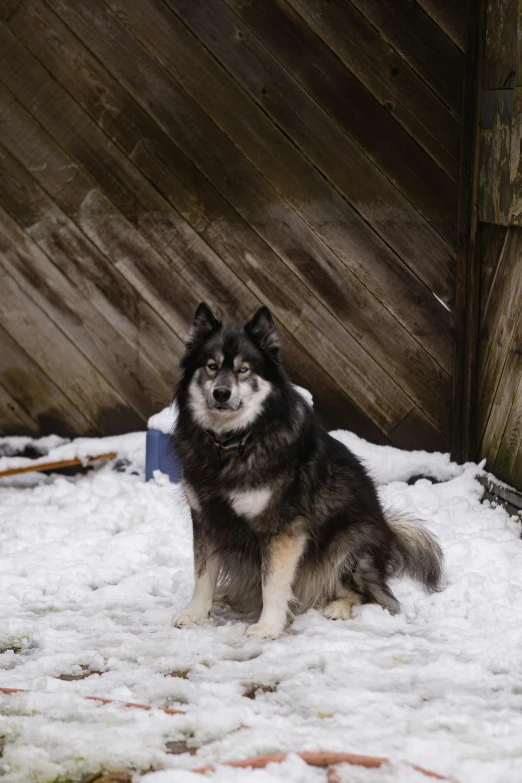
145,429,183,483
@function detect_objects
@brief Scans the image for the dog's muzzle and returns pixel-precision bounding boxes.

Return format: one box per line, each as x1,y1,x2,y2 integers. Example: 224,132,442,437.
208,385,240,412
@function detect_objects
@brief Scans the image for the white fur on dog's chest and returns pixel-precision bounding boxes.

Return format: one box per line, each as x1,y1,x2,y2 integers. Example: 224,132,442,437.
228,486,272,519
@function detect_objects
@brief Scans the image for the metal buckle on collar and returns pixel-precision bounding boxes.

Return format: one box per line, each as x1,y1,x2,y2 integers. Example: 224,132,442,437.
204,430,250,454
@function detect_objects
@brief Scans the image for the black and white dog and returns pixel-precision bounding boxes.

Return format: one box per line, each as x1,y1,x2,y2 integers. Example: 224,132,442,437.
173,303,443,639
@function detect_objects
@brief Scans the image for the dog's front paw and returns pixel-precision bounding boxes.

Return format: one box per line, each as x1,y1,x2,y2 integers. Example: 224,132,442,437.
245,622,282,639
173,609,208,627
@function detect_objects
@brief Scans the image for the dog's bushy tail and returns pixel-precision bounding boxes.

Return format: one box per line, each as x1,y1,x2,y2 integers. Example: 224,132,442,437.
386,512,444,592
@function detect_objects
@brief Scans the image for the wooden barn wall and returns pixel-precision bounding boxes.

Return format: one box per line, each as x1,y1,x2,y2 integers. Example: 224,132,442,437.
475,0,522,490
477,224,522,489
0,0,469,448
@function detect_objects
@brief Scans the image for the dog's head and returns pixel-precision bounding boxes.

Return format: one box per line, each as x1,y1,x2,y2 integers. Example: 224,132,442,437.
179,303,281,433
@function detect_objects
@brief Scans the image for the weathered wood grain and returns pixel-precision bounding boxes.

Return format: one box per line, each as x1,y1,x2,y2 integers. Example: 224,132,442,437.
479,223,508,321
479,223,521,363
0,53,405,440
0,185,170,424
493,339,522,480
484,0,518,89
480,319,522,475
0,0,22,21
517,5,522,86
0,325,96,442
4,4,450,436
511,437,522,487
478,224,522,486
0,324,98,437
478,228,522,434
39,0,455,384
0,383,41,436
186,0,457,245
451,0,482,462
509,87,522,223
38,0,451,423
0,140,179,398
105,0,457,306
0,0,466,448
285,0,460,177
290,315,447,445
479,85,522,227
0,258,144,435
479,89,513,225
274,346,393,442
0,325,98,437
415,0,468,52
0,15,292,335
349,0,464,114
388,407,449,453
0,71,206,341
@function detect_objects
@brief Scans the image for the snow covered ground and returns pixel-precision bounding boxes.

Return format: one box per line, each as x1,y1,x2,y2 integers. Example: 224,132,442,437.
0,423,521,783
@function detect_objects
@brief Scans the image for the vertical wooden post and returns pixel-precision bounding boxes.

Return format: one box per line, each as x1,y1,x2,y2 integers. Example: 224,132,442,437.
452,0,487,463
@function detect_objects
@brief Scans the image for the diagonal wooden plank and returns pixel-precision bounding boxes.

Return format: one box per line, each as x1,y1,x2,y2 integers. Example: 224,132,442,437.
0,0,21,21
478,227,521,378
0,260,145,435
15,0,452,432
493,339,522,482
478,229,522,475
477,229,522,449
349,0,464,113
510,433,522,488
415,0,468,52
388,406,449,453
104,0,457,306
0,382,41,436
175,0,457,246
479,223,508,322
0,61,213,343
477,234,522,466
0,201,168,424
272,0,460,178
0,65,415,441
480,311,522,476
0,330,101,438
0,324,97,437
0,140,180,398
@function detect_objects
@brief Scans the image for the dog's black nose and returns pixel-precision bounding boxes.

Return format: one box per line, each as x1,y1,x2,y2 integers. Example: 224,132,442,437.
213,386,231,403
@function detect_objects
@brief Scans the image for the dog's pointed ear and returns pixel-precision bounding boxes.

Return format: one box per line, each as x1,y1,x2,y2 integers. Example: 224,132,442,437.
245,306,280,357
186,302,221,350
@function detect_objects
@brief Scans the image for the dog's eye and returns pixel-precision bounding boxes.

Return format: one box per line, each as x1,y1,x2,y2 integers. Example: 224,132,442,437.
207,362,218,372
239,365,249,374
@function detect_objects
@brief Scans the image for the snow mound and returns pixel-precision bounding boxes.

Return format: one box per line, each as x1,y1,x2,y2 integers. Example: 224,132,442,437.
330,429,465,485
148,405,178,435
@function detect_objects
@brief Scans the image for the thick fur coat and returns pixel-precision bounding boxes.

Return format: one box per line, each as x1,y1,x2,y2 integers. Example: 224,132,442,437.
172,304,443,638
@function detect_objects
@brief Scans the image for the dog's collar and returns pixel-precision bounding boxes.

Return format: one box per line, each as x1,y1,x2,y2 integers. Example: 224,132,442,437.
204,429,251,454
